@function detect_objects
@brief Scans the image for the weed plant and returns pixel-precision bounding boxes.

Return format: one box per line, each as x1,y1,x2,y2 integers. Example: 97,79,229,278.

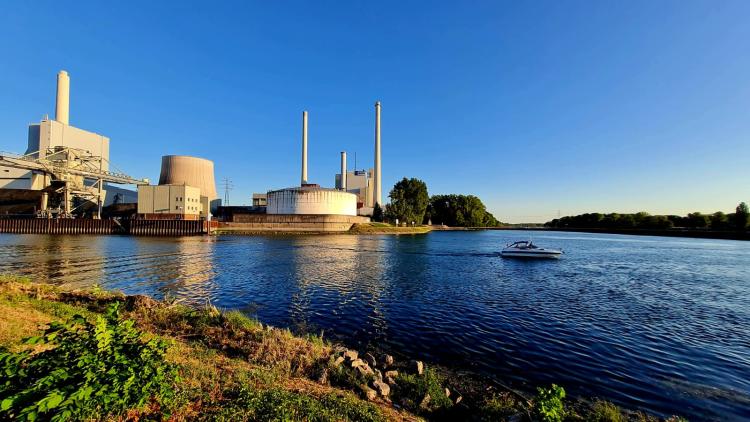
0,302,177,421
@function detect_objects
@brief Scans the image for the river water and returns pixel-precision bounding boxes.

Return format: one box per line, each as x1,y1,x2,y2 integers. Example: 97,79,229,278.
0,231,748,420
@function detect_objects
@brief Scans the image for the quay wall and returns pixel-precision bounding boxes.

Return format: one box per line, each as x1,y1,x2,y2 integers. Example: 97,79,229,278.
218,214,370,233
0,217,212,236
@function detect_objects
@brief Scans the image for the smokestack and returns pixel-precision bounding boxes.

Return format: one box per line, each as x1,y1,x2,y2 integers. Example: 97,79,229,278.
374,101,382,206
301,111,308,185
55,70,70,125
340,151,347,191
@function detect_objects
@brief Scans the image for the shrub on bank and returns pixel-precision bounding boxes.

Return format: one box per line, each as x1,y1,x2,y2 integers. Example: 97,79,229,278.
0,302,177,421
534,384,566,422
393,366,452,414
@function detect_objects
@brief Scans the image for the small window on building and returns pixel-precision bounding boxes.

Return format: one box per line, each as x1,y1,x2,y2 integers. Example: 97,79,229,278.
175,206,178,210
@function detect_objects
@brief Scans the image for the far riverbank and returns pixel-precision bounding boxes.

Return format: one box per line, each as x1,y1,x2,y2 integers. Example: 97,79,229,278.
488,226,750,241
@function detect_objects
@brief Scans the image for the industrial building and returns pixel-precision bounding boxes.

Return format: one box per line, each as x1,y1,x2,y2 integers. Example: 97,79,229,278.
158,155,218,201
218,101,382,231
252,193,267,206
267,102,383,217
267,186,357,215
0,69,382,235
333,101,382,215
262,110,360,217
136,155,218,220
335,168,374,210
0,71,147,218
137,184,207,220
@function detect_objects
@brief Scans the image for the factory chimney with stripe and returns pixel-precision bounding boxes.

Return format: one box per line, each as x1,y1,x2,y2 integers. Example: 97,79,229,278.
374,101,382,207
340,151,347,191
301,111,308,185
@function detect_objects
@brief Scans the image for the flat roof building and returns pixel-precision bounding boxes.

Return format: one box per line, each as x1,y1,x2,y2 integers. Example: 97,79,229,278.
137,185,208,220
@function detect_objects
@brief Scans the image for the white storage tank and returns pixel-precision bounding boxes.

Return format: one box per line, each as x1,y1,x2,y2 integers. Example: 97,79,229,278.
267,187,357,216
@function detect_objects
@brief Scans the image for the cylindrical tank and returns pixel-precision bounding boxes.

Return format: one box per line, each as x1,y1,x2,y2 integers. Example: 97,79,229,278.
158,155,218,199
267,187,357,216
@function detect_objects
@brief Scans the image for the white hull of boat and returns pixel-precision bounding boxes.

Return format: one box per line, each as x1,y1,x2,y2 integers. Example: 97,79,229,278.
500,250,562,259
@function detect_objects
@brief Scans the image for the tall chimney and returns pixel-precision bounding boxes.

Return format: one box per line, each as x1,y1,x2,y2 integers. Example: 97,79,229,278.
374,101,382,206
55,70,70,125
340,151,347,191
301,110,308,185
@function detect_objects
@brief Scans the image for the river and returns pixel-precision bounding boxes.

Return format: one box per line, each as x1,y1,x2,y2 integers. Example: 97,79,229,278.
1,230,748,420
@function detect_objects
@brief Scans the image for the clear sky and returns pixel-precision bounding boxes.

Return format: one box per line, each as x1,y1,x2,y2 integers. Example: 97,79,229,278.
1,1,748,223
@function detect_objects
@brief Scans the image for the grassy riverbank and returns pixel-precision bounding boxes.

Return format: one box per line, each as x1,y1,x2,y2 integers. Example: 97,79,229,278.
348,223,432,235
0,276,682,421
210,223,432,236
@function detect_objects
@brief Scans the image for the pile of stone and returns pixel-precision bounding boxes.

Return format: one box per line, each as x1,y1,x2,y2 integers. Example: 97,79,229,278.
328,347,463,407
328,348,402,401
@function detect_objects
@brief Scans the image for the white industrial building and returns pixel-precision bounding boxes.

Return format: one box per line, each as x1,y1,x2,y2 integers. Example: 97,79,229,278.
0,71,147,217
263,110,359,217
335,168,375,210
136,155,218,219
264,102,382,218
0,71,110,191
137,184,208,219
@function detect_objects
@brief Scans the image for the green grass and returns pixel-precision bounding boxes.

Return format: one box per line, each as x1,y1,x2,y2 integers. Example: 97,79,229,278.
393,366,452,414
0,278,399,421
587,400,625,422
481,392,519,420
223,309,263,331
348,223,432,235
207,387,388,422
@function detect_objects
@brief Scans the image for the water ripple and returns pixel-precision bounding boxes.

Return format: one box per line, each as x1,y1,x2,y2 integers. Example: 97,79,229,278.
0,231,749,420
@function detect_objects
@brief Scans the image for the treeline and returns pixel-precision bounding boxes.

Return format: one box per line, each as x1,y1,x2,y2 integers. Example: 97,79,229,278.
426,194,503,227
375,177,504,227
545,202,750,232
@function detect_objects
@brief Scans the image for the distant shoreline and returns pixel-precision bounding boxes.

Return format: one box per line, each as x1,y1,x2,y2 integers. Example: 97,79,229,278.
487,226,750,241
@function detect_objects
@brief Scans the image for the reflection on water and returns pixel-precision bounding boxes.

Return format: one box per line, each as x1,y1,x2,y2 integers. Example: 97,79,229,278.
1,231,749,421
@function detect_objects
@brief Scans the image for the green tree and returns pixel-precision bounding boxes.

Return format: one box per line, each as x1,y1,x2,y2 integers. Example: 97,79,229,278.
686,212,709,228
710,211,729,230
387,178,429,225
428,194,502,227
372,203,384,222
735,202,749,231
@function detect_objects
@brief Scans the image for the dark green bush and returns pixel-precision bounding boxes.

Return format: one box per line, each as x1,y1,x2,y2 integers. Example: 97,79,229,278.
393,366,452,413
0,302,177,421
533,384,566,422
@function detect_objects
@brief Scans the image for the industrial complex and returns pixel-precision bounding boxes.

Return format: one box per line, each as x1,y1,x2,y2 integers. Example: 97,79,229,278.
0,70,384,235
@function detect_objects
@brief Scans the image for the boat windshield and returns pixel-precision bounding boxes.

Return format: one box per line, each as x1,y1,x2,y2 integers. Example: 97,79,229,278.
509,241,535,249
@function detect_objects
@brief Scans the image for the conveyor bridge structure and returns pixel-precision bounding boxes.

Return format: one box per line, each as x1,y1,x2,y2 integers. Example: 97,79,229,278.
0,146,148,218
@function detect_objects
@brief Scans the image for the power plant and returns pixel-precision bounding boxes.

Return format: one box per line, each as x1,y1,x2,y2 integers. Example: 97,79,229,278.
0,71,147,218
0,70,384,235
264,110,359,217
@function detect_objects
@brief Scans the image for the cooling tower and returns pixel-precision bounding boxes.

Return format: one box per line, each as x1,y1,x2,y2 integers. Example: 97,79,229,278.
158,155,218,199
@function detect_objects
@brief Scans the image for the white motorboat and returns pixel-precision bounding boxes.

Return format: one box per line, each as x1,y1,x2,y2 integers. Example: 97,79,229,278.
501,240,562,259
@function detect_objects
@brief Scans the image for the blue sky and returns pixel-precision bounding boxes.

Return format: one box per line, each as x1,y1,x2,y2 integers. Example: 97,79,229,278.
0,1,748,223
